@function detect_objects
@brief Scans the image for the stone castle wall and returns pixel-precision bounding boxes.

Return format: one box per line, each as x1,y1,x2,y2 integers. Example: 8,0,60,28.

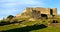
16,7,57,18
26,7,57,15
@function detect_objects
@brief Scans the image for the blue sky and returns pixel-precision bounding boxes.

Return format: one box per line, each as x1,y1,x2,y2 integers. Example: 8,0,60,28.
0,0,60,19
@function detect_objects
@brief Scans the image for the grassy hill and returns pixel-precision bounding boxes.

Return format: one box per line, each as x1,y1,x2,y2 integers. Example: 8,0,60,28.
0,18,60,32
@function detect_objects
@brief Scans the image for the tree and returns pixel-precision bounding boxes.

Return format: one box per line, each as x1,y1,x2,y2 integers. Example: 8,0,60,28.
7,15,14,19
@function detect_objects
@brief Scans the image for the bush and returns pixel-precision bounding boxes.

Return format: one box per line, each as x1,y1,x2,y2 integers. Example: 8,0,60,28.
7,15,14,20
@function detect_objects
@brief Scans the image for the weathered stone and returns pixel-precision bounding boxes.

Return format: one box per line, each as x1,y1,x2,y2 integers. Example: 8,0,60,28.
16,7,57,19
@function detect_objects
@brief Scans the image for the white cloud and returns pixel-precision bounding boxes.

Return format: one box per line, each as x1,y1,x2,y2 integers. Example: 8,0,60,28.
15,0,45,7
18,0,44,5
0,0,45,20
0,0,44,8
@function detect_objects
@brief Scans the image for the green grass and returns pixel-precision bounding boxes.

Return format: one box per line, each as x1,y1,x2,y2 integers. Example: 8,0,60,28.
23,21,37,26
30,26,60,32
0,21,38,31
0,23,60,32
0,24,21,31
17,18,30,20
0,19,60,32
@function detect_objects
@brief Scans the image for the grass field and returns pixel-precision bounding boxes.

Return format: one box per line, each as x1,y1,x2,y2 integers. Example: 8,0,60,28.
0,19,60,32
0,17,60,32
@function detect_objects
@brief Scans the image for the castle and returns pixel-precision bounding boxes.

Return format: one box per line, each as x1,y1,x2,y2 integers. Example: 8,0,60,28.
16,7,57,19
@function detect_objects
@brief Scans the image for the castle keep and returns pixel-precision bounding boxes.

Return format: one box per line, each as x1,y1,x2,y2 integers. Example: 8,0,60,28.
16,7,57,19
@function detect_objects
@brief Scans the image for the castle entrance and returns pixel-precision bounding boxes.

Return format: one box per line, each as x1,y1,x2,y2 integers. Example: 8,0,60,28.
50,9,53,15
41,14,48,19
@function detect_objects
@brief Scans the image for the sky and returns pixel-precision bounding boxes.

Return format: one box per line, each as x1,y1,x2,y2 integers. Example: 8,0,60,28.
0,0,60,20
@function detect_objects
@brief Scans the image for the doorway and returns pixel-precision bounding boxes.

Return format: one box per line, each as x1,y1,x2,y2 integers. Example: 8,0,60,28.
41,14,47,19
50,9,53,15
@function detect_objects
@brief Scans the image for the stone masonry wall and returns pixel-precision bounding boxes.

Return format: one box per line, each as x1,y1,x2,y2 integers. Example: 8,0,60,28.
16,7,57,18
26,7,57,15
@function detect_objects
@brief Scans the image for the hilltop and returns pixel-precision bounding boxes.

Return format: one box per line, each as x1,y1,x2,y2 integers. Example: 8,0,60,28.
0,7,60,32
